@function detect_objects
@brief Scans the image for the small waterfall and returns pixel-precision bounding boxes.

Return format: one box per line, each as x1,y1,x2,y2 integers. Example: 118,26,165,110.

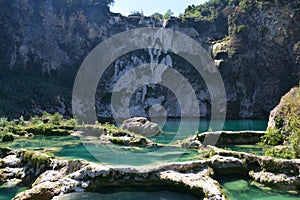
52,161,57,171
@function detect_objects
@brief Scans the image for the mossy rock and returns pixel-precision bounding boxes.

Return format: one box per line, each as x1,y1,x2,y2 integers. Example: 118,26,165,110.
22,150,52,169
110,137,126,145
130,138,147,146
20,125,70,136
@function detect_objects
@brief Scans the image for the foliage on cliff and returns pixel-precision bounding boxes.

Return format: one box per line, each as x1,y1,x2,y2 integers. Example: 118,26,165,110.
182,0,279,22
182,0,237,21
0,0,299,120
262,87,300,158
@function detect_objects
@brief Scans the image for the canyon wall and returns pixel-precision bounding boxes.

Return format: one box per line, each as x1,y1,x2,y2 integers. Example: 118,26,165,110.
0,0,299,119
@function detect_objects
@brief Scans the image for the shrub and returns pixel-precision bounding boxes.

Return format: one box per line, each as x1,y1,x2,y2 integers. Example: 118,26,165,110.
30,116,43,125
0,117,10,127
151,12,163,20
265,146,295,159
274,116,284,129
49,113,63,125
42,112,52,120
261,128,285,146
129,10,144,16
262,87,300,158
65,118,78,128
163,9,174,20
286,113,300,157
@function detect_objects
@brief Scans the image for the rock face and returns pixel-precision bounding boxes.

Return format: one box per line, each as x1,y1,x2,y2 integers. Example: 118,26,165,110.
120,117,161,136
0,0,299,119
268,87,300,131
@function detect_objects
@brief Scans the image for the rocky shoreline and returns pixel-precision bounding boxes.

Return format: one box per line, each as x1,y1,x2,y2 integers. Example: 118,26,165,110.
1,140,299,200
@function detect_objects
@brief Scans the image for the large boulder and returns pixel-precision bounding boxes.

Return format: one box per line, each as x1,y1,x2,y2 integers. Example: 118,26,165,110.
268,87,300,132
120,117,161,136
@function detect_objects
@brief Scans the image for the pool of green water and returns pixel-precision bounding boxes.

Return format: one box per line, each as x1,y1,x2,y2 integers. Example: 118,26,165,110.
0,182,27,200
153,118,267,144
3,119,267,166
1,119,273,199
218,176,300,200
219,144,265,156
4,135,203,165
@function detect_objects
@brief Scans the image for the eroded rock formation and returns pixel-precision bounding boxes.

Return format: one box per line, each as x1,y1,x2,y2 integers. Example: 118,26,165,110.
0,0,299,119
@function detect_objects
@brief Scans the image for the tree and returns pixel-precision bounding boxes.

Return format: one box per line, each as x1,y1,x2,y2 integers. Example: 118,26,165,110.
130,10,144,16
151,12,163,20
163,9,174,19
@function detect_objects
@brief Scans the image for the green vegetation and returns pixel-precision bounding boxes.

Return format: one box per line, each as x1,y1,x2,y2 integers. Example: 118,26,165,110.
22,150,53,170
182,0,237,21
151,12,163,20
163,9,174,19
237,25,247,33
239,0,253,10
129,10,144,17
261,128,284,146
49,112,63,125
261,87,300,159
0,113,77,141
182,0,272,21
0,113,151,148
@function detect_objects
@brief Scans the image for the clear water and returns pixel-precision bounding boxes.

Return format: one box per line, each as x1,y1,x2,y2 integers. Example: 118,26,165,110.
4,135,202,166
1,119,277,200
58,191,198,200
0,182,27,200
152,118,267,144
3,119,267,166
218,176,300,200
219,144,265,156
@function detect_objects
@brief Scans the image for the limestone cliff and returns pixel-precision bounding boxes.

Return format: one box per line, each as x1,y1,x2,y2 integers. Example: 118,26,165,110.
268,86,300,132
0,0,299,119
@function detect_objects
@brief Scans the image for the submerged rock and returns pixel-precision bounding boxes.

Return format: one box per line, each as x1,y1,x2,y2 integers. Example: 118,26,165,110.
120,117,162,136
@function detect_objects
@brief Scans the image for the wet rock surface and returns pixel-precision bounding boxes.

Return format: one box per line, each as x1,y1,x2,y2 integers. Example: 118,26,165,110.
0,143,299,200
